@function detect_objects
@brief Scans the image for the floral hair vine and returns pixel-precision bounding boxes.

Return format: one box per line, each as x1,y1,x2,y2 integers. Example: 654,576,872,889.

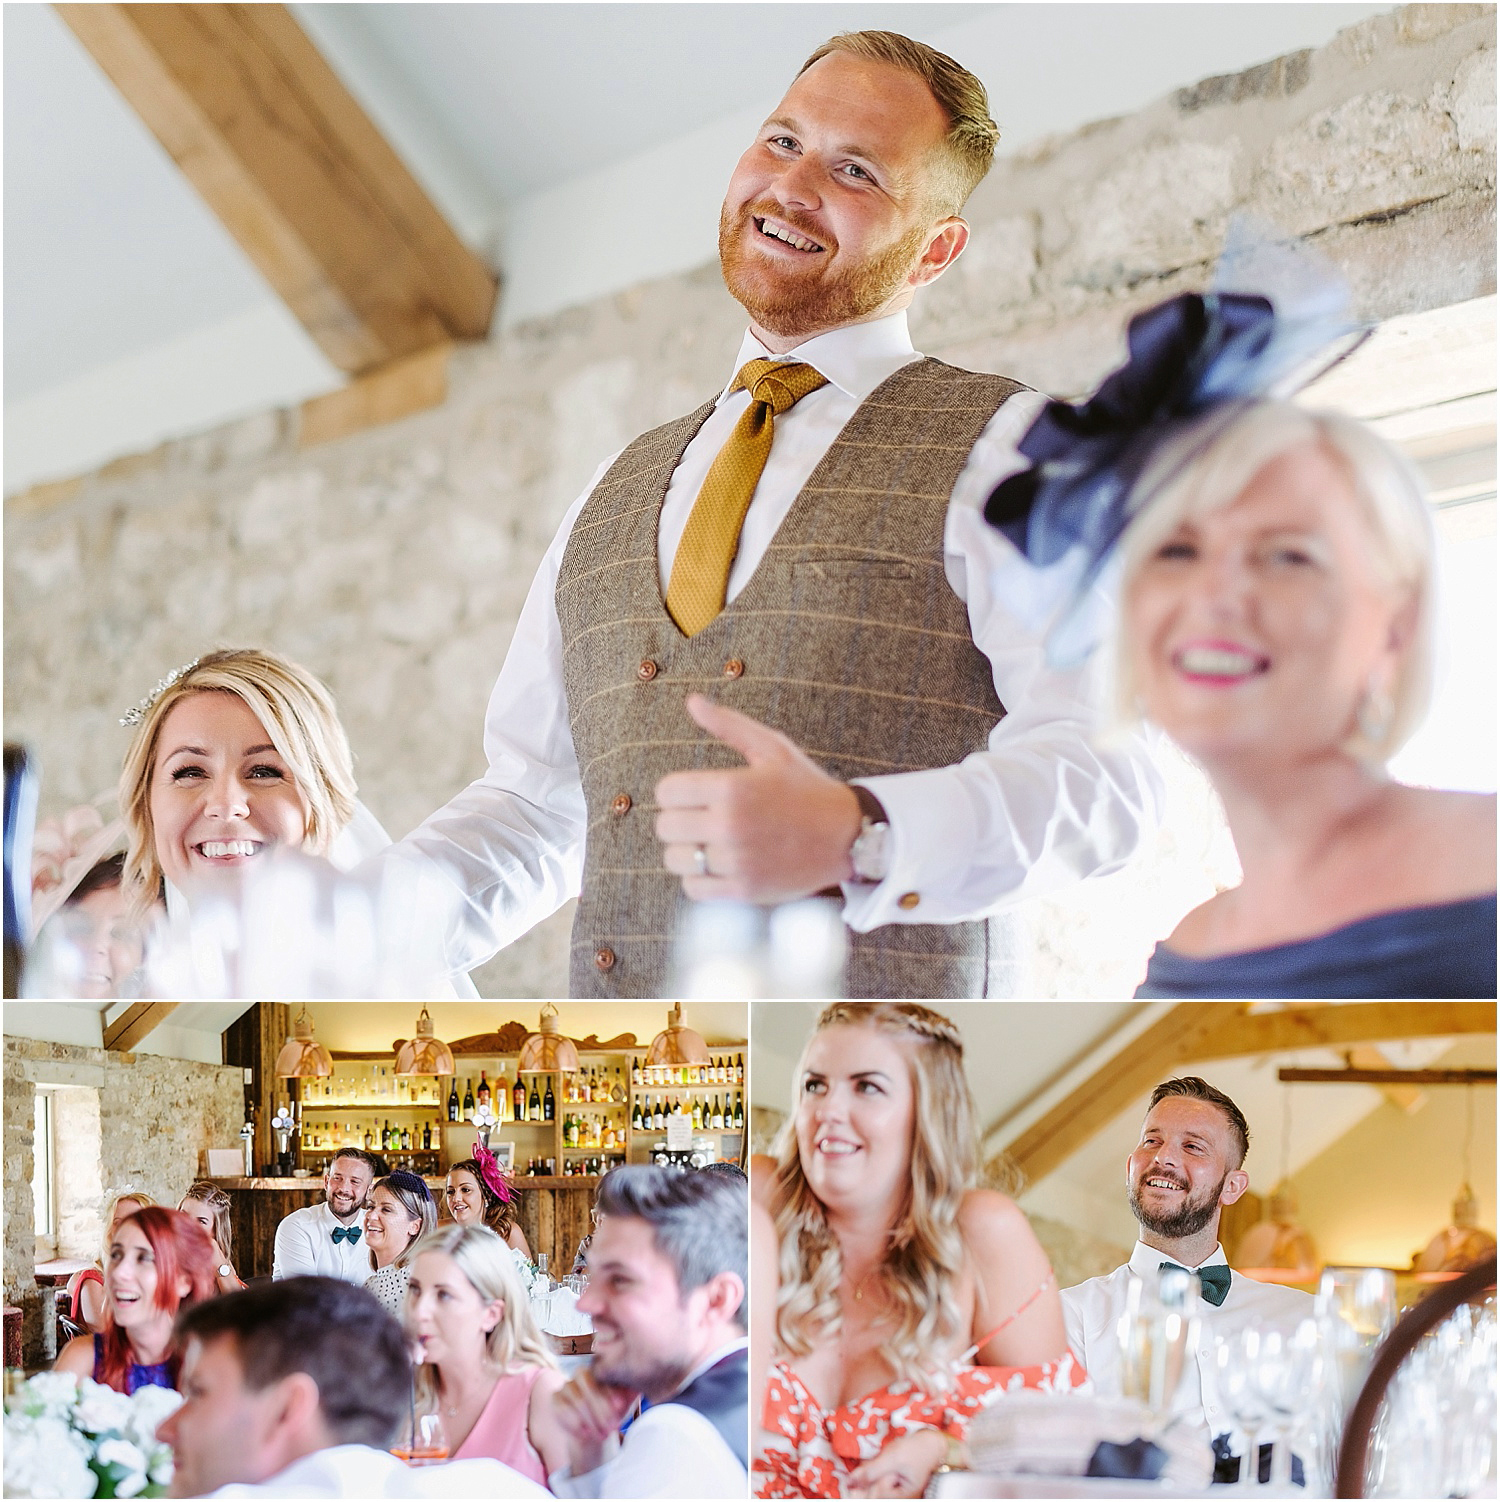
471,1140,515,1206
119,658,202,728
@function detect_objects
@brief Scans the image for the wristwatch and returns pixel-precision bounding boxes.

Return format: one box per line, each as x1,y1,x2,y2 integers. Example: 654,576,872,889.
217,1263,234,1279
847,785,891,883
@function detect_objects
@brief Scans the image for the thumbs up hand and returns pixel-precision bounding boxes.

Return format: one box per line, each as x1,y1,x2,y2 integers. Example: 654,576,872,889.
654,694,864,902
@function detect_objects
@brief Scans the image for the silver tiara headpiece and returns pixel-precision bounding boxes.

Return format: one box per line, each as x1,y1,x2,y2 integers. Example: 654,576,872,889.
119,658,202,727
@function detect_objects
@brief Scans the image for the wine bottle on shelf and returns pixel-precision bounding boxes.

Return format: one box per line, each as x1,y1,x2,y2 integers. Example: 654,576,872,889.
476,1071,491,1110
631,1099,642,1132
422,1120,432,1151
691,1098,702,1130
712,1096,724,1130
447,1078,460,1122
734,1094,744,1130
400,1125,410,1151
528,1078,542,1122
463,1078,475,1117
513,1074,527,1120
631,1058,642,1087
543,1077,556,1121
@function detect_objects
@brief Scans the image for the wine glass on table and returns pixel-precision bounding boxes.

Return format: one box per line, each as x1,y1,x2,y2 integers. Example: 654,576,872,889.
1253,1317,1330,1490
1118,1266,1201,1431
1213,1327,1271,1489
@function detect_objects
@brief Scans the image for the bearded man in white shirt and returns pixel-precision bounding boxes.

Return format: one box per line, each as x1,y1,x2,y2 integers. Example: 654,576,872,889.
271,1150,376,1284
550,1166,747,1498
1061,1077,1314,1485
389,28,1161,998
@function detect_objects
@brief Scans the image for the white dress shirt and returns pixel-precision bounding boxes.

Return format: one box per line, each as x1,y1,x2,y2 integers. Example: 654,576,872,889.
548,1338,749,1499
1061,1241,1315,1461
206,1443,550,1498
387,310,1163,977
271,1202,372,1285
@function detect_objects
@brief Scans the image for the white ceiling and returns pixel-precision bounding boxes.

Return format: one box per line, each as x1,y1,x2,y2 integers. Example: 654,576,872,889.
3,3,1394,492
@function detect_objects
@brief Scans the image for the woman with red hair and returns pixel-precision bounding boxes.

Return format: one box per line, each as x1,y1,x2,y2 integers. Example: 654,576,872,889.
55,1206,219,1392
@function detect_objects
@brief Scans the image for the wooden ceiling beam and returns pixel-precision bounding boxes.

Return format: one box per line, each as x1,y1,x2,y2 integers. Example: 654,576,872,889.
54,3,497,375
1003,1002,1495,1186
1003,1003,1237,1187
103,1002,178,1052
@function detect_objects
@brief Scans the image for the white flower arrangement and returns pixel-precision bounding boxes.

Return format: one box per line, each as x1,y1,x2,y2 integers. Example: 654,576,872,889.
3,1373,181,1498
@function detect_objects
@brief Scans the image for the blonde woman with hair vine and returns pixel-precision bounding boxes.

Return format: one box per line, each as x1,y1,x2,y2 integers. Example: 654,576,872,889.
752,1003,1083,1499
405,1223,568,1485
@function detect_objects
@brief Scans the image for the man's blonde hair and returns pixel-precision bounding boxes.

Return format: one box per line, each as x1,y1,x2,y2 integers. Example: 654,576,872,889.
799,30,999,215
118,647,357,914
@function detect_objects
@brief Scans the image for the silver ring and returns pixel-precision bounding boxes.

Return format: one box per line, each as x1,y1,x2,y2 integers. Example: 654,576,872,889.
692,845,709,877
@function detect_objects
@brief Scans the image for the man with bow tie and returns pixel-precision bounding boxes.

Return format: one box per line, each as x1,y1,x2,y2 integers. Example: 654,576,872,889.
1061,1077,1313,1484
272,1150,378,1284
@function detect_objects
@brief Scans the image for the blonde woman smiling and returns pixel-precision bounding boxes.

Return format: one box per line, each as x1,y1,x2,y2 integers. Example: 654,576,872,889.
406,1224,567,1485
753,1003,1081,1499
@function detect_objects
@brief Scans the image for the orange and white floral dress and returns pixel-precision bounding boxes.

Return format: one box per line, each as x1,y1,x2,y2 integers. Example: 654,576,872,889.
755,1349,1087,1499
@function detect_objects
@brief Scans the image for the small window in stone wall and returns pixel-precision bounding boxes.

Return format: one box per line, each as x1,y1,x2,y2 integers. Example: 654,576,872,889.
33,1088,56,1260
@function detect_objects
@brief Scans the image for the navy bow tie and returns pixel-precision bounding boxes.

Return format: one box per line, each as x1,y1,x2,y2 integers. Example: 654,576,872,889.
331,1225,362,1245
1160,1260,1231,1307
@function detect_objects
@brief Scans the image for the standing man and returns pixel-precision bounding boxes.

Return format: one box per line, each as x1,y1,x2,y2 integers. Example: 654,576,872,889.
550,1166,747,1497
271,1149,376,1284
388,29,1161,997
1061,1077,1313,1484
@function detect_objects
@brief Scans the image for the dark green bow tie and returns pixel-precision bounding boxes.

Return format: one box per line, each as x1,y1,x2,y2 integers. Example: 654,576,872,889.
331,1225,362,1245
1160,1260,1231,1306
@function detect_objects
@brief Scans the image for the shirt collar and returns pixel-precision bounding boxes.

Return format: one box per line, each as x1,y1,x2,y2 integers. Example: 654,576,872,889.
1129,1240,1229,1276
668,1335,750,1400
725,310,916,403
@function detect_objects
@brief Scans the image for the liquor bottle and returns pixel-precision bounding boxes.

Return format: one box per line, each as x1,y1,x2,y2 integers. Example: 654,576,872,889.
463,1078,475,1117
447,1078,460,1122
422,1120,432,1151
734,1093,744,1130
543,1077,556,1121
513,1074,527,1121
400,1125,410,1150
363,1124,373,1149
735,1053,744,1084
528,1078,542,1122
631,1058,642,1087
476,1071,491,1110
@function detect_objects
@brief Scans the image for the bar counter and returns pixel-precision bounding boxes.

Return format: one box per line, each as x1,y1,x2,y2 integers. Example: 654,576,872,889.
211,1176,600,1279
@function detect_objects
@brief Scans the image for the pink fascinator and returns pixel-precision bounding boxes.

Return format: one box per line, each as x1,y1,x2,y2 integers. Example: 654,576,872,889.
472,1141,515,1206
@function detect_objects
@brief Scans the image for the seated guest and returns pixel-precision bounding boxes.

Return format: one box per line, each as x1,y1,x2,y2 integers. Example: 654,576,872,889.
445,1144,531,1258
406,1224,568,1483
272,1150,376,1283
753,1003,1080,1500
56,1206,218,1393
571,1205,601,1276
363,1171,436,1315
155,1277,549,1498
66,1188,156,1336
116,648,360,919
551,1165,748,1499
985,285,1495,997
179,1182,246,1296
1061,1077,1313,1484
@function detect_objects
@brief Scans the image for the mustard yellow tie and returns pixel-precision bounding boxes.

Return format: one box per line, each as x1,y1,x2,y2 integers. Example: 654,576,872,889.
665,359,828,637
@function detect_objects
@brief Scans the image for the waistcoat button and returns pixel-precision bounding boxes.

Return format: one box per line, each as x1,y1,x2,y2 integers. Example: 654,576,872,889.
636,659,658,681
594,947,617,971
611,794,632,816
897,891,921,910
722,658,745,679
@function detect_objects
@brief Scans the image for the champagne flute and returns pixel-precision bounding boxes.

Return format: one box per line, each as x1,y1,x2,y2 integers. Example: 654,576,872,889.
1118,1265,1201,1426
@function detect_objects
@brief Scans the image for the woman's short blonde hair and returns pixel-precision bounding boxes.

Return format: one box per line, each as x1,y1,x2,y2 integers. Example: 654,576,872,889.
770,1002,979,1389
1117,400,1435,764
118,648,357,913
100,1189,155,1266
407,1223,556,1410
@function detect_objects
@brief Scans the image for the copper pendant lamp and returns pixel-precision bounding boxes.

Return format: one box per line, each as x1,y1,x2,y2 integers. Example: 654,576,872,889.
274,1006,332,1079
394,1006,456,1077
647,1003,710,1068
517,1002,580,1074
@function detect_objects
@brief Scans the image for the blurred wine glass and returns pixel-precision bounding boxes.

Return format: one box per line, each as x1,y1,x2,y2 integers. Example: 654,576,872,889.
1316,1265,1396,1416
1118,1265,1201,1425
1213,1327,1271,1489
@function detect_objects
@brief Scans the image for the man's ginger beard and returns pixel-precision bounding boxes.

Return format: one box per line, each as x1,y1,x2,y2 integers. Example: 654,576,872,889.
718,198,932,340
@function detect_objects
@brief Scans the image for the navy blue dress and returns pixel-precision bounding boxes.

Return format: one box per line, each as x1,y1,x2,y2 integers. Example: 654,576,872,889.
1136,893,1497,998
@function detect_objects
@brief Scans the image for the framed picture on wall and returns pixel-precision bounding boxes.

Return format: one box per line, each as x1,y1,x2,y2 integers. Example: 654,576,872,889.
493,1142,514,1171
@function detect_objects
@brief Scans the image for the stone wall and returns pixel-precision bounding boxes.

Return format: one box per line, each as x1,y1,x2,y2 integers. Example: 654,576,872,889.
2,1037,243,1366
4,5,1494,996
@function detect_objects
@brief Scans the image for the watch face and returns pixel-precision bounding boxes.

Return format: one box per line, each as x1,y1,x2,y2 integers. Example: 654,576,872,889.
851,820,891,882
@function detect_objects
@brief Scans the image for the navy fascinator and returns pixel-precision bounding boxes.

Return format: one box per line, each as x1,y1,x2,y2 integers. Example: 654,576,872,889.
984,218,1370,667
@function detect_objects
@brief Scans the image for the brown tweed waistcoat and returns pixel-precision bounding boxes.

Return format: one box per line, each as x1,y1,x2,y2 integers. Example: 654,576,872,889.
555,357,1026,998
